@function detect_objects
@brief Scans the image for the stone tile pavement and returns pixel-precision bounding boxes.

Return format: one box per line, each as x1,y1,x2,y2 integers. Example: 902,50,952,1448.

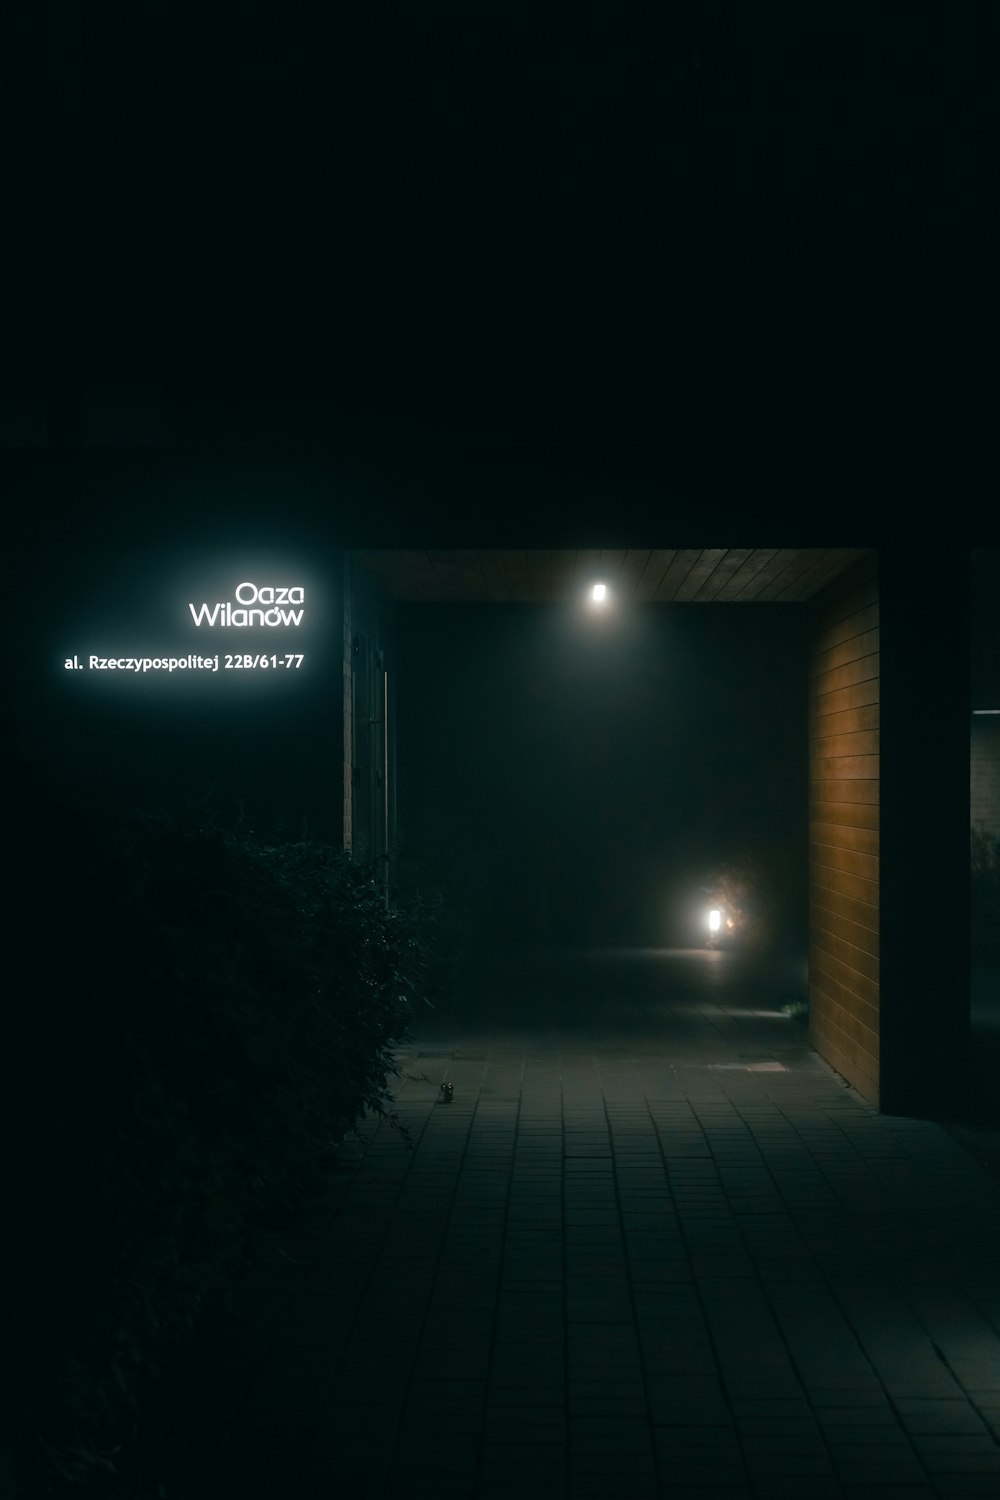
166,948,1000,1498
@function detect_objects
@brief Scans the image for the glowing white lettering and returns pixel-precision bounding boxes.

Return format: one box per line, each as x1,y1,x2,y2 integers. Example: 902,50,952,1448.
189,601,222,626
188,584,306,627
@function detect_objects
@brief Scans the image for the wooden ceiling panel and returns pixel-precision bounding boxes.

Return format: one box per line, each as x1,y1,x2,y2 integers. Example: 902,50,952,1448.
473,550,510,601
675,549,730,600
618,549,652,595
501,549,531,601
574,548,606,585
355,548,869,603
527,550,554,602
750,549,809,602
652,549,705,600
774,548,855,602
777,548,860,602
634,549,678,601
692,548,756,601
725,548,781,600
598,549,629,580
550,548,580,600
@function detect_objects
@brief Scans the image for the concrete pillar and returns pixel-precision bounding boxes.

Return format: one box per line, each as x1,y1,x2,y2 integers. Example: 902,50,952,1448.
878,544,970,1115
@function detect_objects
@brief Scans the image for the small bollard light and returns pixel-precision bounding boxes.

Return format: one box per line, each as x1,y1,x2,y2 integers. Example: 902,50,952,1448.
440,1082,454,1102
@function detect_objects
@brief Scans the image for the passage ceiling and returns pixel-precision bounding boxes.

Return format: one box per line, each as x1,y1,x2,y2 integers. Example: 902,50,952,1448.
357,548,870,604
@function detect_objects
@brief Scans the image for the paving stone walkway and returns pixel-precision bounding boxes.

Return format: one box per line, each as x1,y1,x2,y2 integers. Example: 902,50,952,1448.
169,948,1000,1499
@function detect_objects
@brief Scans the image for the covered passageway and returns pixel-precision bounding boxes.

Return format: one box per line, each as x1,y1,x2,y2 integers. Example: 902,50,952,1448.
343,543,971,1116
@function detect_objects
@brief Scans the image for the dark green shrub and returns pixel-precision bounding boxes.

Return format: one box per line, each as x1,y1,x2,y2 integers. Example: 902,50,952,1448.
3,781,434,1498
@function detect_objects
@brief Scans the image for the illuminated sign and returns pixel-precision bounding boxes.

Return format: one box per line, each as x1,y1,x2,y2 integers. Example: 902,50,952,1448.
60,570,316,681
64,654,305,673
188,582,306,628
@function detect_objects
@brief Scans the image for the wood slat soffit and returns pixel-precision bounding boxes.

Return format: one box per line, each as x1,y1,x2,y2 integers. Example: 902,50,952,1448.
356,549,869,603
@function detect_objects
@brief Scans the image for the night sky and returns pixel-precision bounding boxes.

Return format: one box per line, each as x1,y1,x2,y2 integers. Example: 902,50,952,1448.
10,3,991,461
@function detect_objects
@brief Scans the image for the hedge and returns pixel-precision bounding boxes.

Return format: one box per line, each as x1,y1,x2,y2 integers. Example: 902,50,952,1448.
2,765,434,1498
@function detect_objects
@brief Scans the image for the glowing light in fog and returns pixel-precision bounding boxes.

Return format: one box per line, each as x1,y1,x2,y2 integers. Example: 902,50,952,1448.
708,909,721,932
591,583,608,604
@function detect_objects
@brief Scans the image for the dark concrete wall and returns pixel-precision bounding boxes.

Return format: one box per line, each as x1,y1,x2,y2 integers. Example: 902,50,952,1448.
344,558,396,879
808,555,880,1106
878,545,970,1115
972,717,1000,841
